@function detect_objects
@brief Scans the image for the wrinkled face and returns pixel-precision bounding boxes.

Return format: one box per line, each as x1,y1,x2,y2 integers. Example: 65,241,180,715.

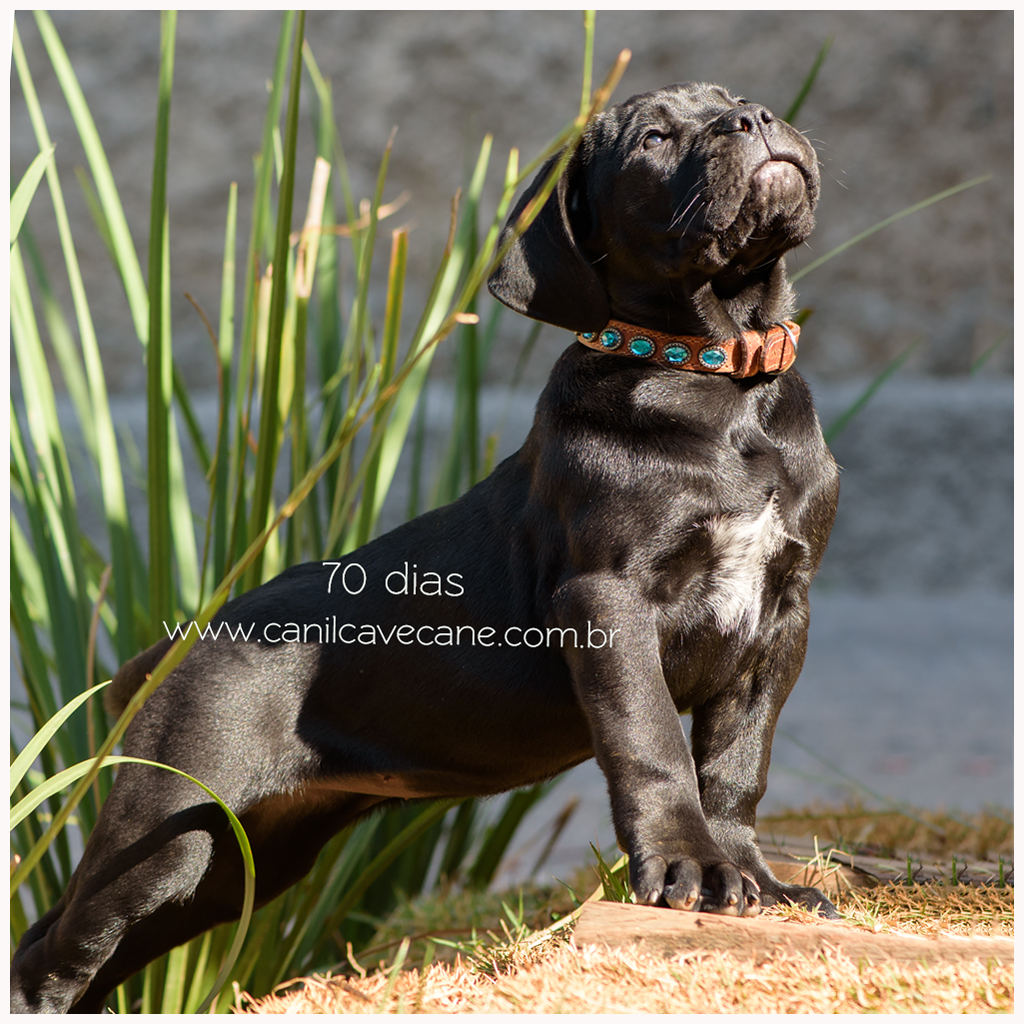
576,82,820,283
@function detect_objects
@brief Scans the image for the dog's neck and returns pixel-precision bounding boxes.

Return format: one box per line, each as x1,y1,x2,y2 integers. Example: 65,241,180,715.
575,318,799,378
596,253,798,342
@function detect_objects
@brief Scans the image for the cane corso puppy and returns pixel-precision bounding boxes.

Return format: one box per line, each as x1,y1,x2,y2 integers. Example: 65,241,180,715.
12,81,838,1012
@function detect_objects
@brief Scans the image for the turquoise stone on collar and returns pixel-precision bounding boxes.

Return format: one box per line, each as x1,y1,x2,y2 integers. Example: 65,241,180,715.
698,346,727,369
663,343,691,365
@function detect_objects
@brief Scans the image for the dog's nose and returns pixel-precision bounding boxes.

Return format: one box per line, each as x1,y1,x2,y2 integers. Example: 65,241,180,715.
717,105,775,134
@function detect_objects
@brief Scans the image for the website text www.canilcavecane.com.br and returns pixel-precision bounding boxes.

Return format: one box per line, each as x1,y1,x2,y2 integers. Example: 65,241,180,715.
162,618,621,649
163,561,622,649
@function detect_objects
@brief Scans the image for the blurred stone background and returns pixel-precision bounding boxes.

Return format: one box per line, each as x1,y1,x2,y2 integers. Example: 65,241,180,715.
11,9,1013,389
11,12,1012,836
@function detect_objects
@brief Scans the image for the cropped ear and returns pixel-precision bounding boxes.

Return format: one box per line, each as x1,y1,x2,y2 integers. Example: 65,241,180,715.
487,149,610,333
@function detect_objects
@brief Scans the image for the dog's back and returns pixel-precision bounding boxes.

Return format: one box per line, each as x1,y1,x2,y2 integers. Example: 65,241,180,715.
103,637,174,718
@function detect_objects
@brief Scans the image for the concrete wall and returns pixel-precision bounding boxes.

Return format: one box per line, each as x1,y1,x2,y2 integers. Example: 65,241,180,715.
12,10,1012,391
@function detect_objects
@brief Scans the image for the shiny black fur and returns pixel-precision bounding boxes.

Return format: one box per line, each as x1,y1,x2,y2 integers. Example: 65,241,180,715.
12,82,838,1012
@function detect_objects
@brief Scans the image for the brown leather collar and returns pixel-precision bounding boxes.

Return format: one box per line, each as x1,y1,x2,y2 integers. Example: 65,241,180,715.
575,319,799,377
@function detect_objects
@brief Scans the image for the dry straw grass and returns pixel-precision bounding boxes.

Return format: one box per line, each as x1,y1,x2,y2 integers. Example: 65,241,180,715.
836,884,1014,939
236,884,1013,1014
759,802,1013,860
237,940,1011,1014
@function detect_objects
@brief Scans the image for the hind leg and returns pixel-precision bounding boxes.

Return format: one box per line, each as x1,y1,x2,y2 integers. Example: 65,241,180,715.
63,788,381,1013
11,753,376,1014
11,761,235,1013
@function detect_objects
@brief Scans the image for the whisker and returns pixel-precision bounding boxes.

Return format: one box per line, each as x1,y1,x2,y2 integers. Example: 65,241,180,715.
681,199,708,238
670,186,706,233
669,180,704,225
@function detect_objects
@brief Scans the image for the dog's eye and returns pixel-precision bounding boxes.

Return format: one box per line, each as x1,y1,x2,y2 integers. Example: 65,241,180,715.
643,131,667,150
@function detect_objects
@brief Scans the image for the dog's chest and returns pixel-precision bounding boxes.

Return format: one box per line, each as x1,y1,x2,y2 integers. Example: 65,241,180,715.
700,496,786,638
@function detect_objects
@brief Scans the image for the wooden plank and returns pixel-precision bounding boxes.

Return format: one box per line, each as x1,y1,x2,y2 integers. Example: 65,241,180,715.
573,900,1014,965
759,835,1013,888
763,857,876,894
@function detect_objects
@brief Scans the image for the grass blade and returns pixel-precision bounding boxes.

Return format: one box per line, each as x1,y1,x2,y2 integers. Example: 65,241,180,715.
19,224,96,472
776,729,951,837
287,156,332,562
13,25,134,663
580,12,596,115
146,12,178,638
784,36,833,124
466,783,553,890
212,182,239,585
970,331,1009,375
159,944,189,1014
181,931,214,1013
168,406,201,615
353,227,408,547
372,136,493,527
10,527,56,728
246,11,306,590
171,368,211,476
10,143,54,246
791,176,991,282
10,244,90,706
33,11,149,341
823,338,922,444
324,131,399,552
9,682,111,798
438,800,478,882
234,12,295,435
318,800,460,941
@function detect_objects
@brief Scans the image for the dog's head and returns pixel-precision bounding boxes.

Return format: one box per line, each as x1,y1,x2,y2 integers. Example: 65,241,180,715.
488,82,820,339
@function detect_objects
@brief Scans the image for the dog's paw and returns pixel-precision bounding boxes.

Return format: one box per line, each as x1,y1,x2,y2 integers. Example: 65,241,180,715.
631,855,761,917
762,881,841,919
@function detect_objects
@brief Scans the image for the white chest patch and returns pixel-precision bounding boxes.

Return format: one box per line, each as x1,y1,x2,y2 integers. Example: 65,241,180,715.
703,497,786,637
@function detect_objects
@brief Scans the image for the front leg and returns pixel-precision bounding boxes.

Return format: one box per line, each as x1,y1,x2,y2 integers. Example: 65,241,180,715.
690,617,840,918
556,576,760,916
